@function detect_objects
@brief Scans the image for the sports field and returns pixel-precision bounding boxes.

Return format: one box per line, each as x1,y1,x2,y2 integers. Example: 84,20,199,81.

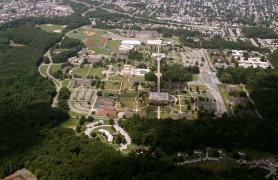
68,28,120,55
38,24,66,33
68,28,106,47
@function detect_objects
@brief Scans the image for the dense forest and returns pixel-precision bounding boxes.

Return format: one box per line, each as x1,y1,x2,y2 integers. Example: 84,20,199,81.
120,116,277,154
217,68,278,119
0,25,68,176
268,49,278,69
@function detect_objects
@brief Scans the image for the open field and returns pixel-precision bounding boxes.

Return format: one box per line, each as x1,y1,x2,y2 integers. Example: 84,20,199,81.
72,67,91,77
88,67,105,78
38,24,66,33
62,79,71,88
68,28,120,55
59,118,79,129
188,84,208,92
68,28,106,47
104,81,121,90
119,98,137,109
106,40,121,53
188,159,239,172
50,64,61,75
91,47,110,55
40,64,48,76
120,90,138,98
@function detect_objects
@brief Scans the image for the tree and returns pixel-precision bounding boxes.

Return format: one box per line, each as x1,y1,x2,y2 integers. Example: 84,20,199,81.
97,91,102,96
87,116,94,122
145,71,156,82
76,125,81,133
109,118,114,125
79,116,86,125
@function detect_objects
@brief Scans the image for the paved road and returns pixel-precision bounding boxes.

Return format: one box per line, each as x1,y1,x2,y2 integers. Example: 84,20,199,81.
188,49,227,116
44,50,62,108
85,119,131,150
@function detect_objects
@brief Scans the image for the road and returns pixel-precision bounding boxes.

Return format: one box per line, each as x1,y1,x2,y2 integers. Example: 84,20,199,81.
85,119,132,150
188,49,227,116
44,50,62,108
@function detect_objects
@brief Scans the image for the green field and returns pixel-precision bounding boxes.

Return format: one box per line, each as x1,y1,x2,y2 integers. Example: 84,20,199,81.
104,81,121,90
88,67,105,78
62,79,71,88
68,28,106,47
38,24,66,33
72,67,91,77
188,84,208,92
106,40,121,53
68,28,120,54
188,159,239,172
91,47,110,55
59,118,79,129
120,90,138,98
50,64,61,75
40,64,48,76
120,98,137,109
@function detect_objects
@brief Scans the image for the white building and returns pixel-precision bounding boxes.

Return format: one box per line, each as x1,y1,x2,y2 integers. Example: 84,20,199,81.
120,65,150,76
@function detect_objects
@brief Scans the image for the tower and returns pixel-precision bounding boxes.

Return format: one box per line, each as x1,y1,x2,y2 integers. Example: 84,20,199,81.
155,45,162,93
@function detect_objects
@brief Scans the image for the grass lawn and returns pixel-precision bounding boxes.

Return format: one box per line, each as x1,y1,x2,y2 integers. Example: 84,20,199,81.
72,67,91,78
62,79,71,88
91,47,110,55
59,118,79,129
188,159,239,172
50,64,61,75
120,98,137,109
192,74,199,81
161,111,171,119
95,126,115,134
230,149,276,160
84,29,106,47
129,76,145,81
88,67,105,78
104,81,121,90
120,90,138,98
38,24,66,33
189,84,208,92
106,40,120,53
69,28,106,47
109,75,127,81
40,64,48,76
69,111,86,117
218,85,233,115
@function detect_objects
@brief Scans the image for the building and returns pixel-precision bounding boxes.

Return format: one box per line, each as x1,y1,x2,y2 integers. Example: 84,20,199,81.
3,168,37,180
148,92,169,105
95,98,117,117
72,78,92,88
117,44,134,57
68,56,84,65
146,39,162,46
120,65,150,77
121,39,141,46
95,106,117,117
87,54,106,64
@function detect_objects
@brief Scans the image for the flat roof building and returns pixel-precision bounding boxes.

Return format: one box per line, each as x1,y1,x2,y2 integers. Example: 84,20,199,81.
148,92,169,105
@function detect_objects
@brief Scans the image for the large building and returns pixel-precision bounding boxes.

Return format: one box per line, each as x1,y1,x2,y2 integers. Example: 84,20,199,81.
148,92,169,105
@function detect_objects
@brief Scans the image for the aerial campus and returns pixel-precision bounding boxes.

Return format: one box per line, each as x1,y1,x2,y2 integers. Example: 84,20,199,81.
1,0,278,179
